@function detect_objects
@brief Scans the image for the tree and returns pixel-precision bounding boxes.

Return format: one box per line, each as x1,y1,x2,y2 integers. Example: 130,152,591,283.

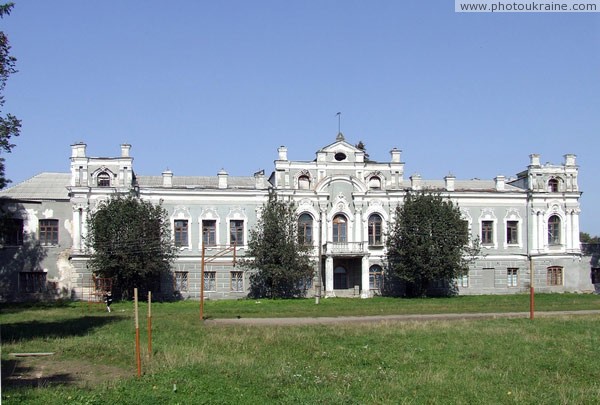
355,140,371,162
0,3,21,189
580,232,600,244
86,195,177,299
242,190,314,298
385,191,479,297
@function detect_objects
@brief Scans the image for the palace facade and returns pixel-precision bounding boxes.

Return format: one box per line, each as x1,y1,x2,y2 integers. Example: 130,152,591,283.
0,134,593,301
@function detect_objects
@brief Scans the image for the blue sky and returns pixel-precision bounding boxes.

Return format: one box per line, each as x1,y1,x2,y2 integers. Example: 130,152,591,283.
2,1,599,233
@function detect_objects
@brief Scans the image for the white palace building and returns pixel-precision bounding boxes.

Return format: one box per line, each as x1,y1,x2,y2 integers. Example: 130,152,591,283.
0,134,595,301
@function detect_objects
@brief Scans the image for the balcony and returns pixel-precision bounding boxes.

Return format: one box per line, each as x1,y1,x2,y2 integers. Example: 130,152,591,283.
325,242,365,255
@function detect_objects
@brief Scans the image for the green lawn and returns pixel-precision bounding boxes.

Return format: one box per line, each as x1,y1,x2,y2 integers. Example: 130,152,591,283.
2,294,600,404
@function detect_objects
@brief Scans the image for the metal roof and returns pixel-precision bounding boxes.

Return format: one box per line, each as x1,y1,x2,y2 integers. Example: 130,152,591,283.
0,173,71,200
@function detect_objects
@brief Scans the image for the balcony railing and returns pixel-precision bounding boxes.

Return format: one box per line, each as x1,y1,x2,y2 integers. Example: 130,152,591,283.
326,242,365,254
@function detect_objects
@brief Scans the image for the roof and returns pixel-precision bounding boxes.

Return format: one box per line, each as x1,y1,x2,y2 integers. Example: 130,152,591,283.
136,175,257,189
401,179,523,192
0,173,71,200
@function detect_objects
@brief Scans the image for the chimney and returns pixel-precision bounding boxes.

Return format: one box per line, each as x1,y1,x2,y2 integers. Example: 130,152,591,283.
218,169,228,189
564,154,576,166
278,146,288,161
71,143,87,158
410,174,422,190
254,169,265,189
445,174,455,191
162,170,173,187
121,144,131,157
390,148,401,163
529,154,541,167
495,175,505,191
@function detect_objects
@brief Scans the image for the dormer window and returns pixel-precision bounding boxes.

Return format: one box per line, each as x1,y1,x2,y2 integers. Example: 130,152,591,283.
97,172,111,187
298,175,310,190
334,152,347,162
548,178,559,192
368,176,382,190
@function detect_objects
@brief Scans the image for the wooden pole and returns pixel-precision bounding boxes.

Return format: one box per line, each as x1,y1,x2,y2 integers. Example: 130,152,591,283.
134,288,141,377
200,243,206,321
147,291,152,358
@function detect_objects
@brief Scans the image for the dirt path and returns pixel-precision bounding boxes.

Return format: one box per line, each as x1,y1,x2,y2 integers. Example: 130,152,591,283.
205,309,600,326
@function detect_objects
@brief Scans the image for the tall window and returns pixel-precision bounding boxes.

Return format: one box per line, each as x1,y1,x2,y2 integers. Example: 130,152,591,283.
1,218,23,246
547,266,563,286
97,172,111,187
204,271,216,291
174,271,188,292
507,268,518,287
368,214,383,246
298,175,310,190
231,271,244,292
174,220,189,247
332,214,347,243
548,215,561,245
548,178,559,192
39,219,59,245
298,213,313,245
458,273,469,288
481,220,494,245
230,220,244,245
202,220,216,247
506,221,518,245
19,272,46,293
369,265,383,290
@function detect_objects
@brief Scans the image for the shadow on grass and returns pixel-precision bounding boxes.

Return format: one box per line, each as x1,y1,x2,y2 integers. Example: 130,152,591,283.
0,299,75,315
1,358,75,388
1,314,126,342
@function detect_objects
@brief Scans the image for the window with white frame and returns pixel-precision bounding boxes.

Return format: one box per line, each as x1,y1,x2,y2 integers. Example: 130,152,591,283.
297,213,313,245
368,214,383,246
369,265,383,290
506,221,518,245
548,215,561,245
507,268,518,287
202,220,216,247
97,172,111,187
230,220,244,245
174,220,189,247
458,273,469,288
548,178,559,192
332,214,347,243
481,220,494,245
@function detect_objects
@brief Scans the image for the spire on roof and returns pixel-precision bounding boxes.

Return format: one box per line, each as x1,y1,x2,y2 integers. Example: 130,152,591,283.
336,132,345,142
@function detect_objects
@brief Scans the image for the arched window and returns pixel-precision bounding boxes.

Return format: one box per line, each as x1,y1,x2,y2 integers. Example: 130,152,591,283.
368,176,381,190
332,214,347,243
298,213,313,245
368,214,383,246
369,265,383,290
298,175,310,190
97,172,111,187
548,215,561,245
548,178,559,192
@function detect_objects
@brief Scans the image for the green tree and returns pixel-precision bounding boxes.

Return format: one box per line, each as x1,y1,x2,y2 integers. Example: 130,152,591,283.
242,190,314,298
580,232,600,244
86,195,177,299
385,191,479,297
0,2,21,189
355,140,371,162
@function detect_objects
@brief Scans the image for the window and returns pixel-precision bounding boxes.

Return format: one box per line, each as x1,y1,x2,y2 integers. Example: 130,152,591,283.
481,220,494,245
204,271,216,291
298,213,313,245
506,221,518,245
1,218,24,246
548,215,561,245
19,272,46,293
174,220,189,247
458,273,469,288
368,176,381,190
368,214,383,246
369,265,383,290
548,178,559,192
39,219,59,245
507,268,518,287
174,271,188,292
231,271,244,292
230,220,244,245
547,266,563,286
332,215,347,243
298,175,310,190
202,220,216,247
97,172,111,187
592,268,600,284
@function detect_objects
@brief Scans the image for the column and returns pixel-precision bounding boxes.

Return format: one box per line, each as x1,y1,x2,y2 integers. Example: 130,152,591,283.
530,209,538,253
361,255,370,299
565,210,573,251
325,256,335,298
72,206,82,252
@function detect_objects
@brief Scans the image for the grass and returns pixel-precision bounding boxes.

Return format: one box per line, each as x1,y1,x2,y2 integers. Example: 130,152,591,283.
2,294,600,404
